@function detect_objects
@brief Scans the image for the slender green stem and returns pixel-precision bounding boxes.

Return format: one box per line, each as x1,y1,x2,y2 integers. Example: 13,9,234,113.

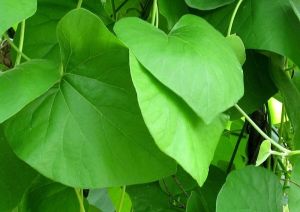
3,34,30,61
15,20,26,65
151,0,158,27
234,104,290,154
77,0,83,8
271,150,286,156
155,1,159,28
111,0,117,21
116,0,129,13
172,175,188,197
117,186,126,212
227,0,243,36
75,189,85,212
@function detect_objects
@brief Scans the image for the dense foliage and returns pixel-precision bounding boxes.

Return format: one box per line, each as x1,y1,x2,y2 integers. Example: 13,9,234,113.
0,0,300,211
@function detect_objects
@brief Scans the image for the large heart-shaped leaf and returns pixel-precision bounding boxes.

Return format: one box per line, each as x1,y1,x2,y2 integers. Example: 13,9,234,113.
0,0,36,36
4,8,176,188
185,0,235,10
0,127,37,212
0,59,60,123
130,55,227,186
114,15,243,124
216,166,283,212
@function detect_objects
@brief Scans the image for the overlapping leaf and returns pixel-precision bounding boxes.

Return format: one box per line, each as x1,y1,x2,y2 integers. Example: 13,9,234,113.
0,0,36,36
0,59,60,123
115,15,243,123
14,0,112,62
129,55,227,186
4,8,176,188
216,166,283,212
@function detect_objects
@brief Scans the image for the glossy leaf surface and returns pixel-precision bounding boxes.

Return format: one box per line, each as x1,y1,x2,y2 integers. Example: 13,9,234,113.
115,15,244,123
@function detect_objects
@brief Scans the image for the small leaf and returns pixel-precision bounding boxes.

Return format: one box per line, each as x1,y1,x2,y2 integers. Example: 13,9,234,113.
185,0,235,10
226,34,246,65
255,140,271,166
216,166,283,212
0,0,36,36
115,15,243,124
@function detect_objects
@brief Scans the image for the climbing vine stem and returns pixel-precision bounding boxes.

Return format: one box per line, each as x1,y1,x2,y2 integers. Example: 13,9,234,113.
117,186,126,212
15,20,26,65
4,34,30,61
77,0,83,8
75,189,85,212
151,0,158,27
227,0,243,36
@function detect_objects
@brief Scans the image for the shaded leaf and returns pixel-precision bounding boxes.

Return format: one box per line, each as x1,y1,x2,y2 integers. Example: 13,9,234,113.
0,127,37,211
115,15,243,123
216,166,283,212
127,182,184,212
0,59,60,123
19,177,81,212
185,0,235,10
108,187,132,212
129,54,227,186
4,8,176,188
289,157,300,212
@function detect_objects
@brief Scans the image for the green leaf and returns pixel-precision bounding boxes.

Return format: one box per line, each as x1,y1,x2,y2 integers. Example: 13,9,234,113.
127,182,184,212
159,166,197,196
269,54,300,148
115,15,243,124
0,0,36,36
0,127,37,212
216,166,283,212
193,166,226,212
0,59,60,123
185,0,235,10
255,140,271,166
19,176,82,212
158,0,189,31
225,34,246,65
186,192,202,212
207,0,300,67
14,0,112,62
228,51,278,120
4,8,176,188
288,157,300,212
130,54,227,186
290,0,300,19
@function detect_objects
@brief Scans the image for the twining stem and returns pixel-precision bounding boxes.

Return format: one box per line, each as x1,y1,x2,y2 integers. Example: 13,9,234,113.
227,0,243,36
15,20,26,65
111,0,117,21
75,189,85,212
77,0,83,8
4,34,31,61
117,186,126,212
151,0,158,27
234,104,290,154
